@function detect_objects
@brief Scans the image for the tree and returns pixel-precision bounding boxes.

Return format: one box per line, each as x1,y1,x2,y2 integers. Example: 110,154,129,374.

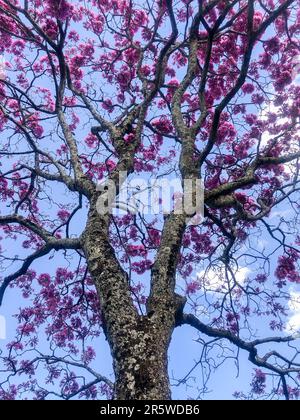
0,0,300,401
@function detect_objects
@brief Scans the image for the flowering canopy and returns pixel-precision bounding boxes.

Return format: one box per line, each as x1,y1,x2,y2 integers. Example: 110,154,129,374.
0,0,300,400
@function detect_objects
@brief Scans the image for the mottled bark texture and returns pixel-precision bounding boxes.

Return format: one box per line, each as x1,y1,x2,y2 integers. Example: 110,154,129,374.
82,198,186,399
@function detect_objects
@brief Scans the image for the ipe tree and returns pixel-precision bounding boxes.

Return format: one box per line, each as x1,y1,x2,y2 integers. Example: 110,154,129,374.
0,0,300,401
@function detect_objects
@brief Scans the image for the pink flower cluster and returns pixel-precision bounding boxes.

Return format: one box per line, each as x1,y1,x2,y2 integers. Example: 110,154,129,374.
45,0,73,21
275,250,300,286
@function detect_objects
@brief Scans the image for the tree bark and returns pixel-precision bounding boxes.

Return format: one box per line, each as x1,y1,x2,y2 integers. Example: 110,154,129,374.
112,316,173,400
82,199,183,399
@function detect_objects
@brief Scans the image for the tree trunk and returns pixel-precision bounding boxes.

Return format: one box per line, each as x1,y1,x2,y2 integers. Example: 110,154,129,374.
82,201,181,399
112,316,172,400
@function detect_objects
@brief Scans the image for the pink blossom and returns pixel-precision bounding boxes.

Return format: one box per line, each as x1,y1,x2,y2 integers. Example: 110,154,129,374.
57,209,70,222
124,133,135,143
251,369,266,395
186,280,200,295
38,274,51,287
127,244,147,257
242,83,255,94
45,0,73,21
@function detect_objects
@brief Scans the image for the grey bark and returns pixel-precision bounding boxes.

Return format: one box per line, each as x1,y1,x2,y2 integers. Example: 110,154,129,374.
82,198,186,399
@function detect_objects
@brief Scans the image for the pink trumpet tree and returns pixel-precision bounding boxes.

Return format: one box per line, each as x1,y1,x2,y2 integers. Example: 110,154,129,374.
0,0,300,400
